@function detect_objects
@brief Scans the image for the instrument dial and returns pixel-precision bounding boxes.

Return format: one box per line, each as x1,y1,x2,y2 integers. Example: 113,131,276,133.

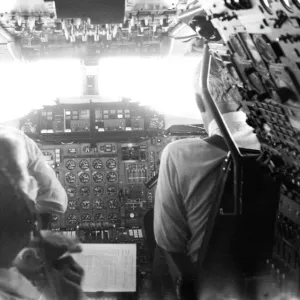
93,172,104,183
93,186,104,197
92,159,104,170
68,200,77,210
79,159,90,170
65,160,76,170
108,212,119,224
108,199,118,209
80,200,91,210
65,172,76,184
81,213,92,222
107,185,117,196
94,199,106,210
79,186,90,197
106,172,117,183
66,186,76,197
67,214,78,225
94,212,105,222
106,158,117,169
83,145,90,153
79,172,90,183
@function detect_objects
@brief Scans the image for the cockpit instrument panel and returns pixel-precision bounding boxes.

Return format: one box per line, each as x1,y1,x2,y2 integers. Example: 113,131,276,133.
37,127,207,231
23,102,165,138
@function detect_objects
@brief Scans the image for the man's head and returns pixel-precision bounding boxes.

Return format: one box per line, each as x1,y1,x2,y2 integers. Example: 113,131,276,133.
194,57,240,133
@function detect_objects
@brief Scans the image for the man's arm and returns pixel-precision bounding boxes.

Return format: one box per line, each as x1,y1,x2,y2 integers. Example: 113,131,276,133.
23,134,67,214
154,145,197,285
154,144,189,254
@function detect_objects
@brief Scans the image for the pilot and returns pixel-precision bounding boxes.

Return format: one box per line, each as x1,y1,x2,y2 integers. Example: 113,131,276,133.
0,125,68,227
0,137,85,299
152,56,260,297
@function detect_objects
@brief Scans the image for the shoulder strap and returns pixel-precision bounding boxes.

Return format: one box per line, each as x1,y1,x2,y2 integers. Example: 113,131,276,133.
204,134,228,152
204,135,260,156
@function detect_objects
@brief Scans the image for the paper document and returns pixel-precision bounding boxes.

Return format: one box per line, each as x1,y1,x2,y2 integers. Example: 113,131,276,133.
72,244,136,292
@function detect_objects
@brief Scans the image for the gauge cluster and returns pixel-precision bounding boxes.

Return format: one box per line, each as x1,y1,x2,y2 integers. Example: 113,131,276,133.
39,133,207,229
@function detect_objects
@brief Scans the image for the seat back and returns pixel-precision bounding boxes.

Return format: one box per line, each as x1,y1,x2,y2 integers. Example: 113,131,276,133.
164,135,280,300
196,136,280,299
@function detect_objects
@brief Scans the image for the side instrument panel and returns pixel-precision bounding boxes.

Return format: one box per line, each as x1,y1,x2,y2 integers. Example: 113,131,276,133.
199,0,300,294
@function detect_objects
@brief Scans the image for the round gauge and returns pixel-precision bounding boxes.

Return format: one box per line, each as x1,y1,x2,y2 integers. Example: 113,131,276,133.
230,36,248,60
68,200,77,210
129,212,135,219
51,215,58,223
253,35,277,63
108,212,119,222
107,185,117,196
94,199,105,210
106,172,117,183
80,200,91,210
65,160,76,170
66,186,76,197
108,199,118,209
260,0,272,13
81,213,92,222
94,213,105,221
79,186,90,197
79,159,90,170
93,172,104,183
92,159,103,170
93,186,104,197
106,158,117,169
83,145,90,153
67,214,78,225
79,172,90,183
65,172,76,184
281,0,293,11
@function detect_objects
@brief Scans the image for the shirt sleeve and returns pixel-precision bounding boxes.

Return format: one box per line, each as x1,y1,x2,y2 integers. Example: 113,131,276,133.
23,134,67,214
154,145,190,254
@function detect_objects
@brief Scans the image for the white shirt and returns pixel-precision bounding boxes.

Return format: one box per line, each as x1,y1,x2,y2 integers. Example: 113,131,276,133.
154,112,260,262
0,126,67,214
0,268,41,300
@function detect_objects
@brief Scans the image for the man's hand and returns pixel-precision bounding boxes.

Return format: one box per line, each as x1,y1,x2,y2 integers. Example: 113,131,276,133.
14,231,86,300
44,256,86,300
